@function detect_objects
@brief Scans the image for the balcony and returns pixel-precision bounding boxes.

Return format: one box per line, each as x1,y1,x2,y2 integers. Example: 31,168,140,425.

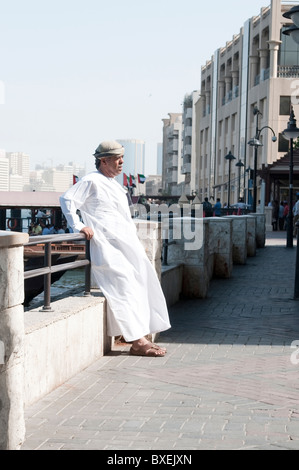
278,65,299,78
181,163,191,174
184,144,192,156
186,108,193,119
184,127,192,138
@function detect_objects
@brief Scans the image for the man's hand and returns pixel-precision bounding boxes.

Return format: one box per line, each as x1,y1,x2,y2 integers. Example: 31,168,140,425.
80,227,94,240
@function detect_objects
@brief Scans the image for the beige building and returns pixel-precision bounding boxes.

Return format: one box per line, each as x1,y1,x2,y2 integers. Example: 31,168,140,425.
0,157,9,191
162,113,183,196
7,152,30,190
195,0,299,206
145,175,162,196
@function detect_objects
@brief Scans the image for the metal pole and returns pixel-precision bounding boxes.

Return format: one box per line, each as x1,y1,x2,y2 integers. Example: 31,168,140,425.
84,239,91,296
253,110,260,213
294,222,299,300
287,139,294,248
295,221,299,299
42,242,52,311
228,160,231,207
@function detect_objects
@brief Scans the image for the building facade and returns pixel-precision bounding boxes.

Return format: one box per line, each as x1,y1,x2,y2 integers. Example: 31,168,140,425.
181,91,201,196
161,113,183,196
196,0,299,206
162,0,299,205
115,139,145,187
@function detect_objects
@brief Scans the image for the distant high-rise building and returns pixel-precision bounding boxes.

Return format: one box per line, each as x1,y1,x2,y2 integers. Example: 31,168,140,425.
9,174,23,191
115,139,145,186
7,152,30,188
157,143,163,175
0,157,9,191
29,162,86,192
162,113,184,196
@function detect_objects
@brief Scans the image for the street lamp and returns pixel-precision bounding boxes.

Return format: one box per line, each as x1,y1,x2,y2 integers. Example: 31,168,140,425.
282,107,299,249
248,106,277,213
225,151,236,207
246,166,253,206
235,160,245,201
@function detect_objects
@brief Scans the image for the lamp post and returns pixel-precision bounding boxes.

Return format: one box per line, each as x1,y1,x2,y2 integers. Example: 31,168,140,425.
246,166,253,206
282,7,299,299
225,151,236,207
236,159,245,201
248,106,277,213
282,107,299,249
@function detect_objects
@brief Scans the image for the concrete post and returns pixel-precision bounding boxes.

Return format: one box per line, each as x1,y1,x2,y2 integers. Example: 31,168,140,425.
0,230,29,450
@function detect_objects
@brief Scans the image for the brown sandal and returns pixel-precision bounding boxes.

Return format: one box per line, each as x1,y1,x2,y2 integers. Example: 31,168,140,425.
130,343,166,357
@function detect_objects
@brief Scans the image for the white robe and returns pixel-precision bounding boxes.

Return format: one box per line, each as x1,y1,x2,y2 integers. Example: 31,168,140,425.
59,171,171,342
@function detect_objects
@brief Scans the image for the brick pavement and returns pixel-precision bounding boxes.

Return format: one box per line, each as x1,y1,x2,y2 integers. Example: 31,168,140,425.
21,232,299,450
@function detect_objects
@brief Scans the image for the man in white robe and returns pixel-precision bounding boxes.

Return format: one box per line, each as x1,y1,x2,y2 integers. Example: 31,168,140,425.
60,141,171,357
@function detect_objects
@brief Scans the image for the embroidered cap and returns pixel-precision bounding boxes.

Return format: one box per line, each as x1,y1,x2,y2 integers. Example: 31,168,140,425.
93,141,124,159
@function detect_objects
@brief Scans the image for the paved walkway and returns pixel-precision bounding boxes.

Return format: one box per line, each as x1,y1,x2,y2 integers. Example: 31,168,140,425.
21,232,299,450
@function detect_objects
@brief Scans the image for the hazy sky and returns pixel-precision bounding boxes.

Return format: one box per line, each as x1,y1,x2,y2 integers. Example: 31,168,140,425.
0,0,273,175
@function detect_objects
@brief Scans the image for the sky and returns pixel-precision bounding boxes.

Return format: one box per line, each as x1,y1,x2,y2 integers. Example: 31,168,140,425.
0,0,274,175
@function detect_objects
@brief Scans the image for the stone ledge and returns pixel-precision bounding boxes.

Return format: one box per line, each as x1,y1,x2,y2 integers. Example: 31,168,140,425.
0,231,28,248
24,290,109,408
24,290,105,334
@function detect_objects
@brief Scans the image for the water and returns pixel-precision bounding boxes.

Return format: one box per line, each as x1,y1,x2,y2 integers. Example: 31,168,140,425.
27,267,85,309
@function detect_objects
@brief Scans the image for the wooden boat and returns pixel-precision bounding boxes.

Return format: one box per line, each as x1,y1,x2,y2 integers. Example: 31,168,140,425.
24,253,78,306
24,241,86,260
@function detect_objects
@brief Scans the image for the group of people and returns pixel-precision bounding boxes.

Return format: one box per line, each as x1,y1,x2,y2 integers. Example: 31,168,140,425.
28,220,72,236
270,196,299,235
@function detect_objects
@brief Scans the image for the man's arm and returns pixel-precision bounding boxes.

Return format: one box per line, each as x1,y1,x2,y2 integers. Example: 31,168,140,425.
60,180,93,234
80,226,94,240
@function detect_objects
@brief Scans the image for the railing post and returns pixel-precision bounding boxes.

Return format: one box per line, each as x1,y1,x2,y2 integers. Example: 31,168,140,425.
162,239,169,266
84,240,91,296
42,242,52,311
295,221,299,300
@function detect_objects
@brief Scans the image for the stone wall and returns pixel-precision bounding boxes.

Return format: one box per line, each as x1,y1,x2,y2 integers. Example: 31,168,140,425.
0,214,265,449
164,214,264,300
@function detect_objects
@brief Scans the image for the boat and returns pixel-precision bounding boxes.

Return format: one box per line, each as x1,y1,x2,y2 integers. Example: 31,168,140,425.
24,253,79,306
24,241,86,260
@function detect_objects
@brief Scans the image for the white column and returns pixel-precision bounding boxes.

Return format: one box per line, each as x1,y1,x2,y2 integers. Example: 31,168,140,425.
0,231,28,450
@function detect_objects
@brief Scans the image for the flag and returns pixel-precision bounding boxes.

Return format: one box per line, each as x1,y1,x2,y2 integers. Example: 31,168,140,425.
138,174,146,184
73,175,79,185
123,173,129,187
130,174,136,188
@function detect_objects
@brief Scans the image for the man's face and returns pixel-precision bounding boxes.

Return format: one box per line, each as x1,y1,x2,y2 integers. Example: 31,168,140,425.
100,155,124,177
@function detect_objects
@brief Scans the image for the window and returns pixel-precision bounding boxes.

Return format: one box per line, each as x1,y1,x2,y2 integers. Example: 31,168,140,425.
280,96,291,115
279,27,299,66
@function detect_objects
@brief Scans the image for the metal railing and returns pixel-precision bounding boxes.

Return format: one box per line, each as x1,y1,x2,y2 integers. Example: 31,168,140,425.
24,233,91,311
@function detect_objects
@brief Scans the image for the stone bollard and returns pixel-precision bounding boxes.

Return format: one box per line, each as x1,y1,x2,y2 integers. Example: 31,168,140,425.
134,220,162,280
0,230,28,450
225,216,248,265
207,217,233,278
166,217,209,298
252,213,266,248
243,215,257,257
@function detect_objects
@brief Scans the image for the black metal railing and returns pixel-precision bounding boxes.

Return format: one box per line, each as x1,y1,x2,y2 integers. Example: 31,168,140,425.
24,233,91,311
